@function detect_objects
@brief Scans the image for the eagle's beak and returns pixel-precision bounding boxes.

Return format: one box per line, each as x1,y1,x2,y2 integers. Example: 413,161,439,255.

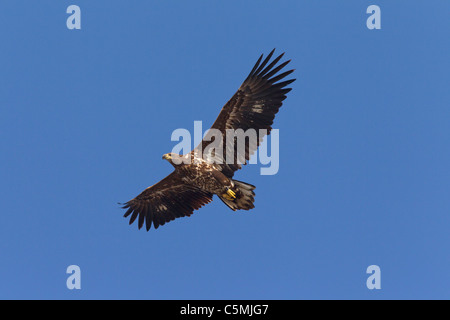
162,154,172,160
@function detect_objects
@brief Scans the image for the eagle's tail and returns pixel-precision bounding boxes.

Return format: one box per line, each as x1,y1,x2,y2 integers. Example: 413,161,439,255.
219,179,256,211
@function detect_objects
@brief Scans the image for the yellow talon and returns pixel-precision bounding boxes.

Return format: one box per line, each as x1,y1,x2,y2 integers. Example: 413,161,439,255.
222,194,233,201
222,189,236,201
227,189,236,199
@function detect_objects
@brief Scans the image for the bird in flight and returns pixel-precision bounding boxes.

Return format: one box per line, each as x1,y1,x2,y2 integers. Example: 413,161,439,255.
121,49,295,230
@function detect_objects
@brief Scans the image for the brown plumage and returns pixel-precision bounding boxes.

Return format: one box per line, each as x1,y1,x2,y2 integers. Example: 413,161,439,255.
121,49,295,230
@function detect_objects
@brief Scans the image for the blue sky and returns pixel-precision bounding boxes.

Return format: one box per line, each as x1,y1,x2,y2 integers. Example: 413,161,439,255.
1,1,449,299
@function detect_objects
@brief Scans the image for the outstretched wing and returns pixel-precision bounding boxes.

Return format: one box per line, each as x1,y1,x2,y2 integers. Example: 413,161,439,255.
121,172,213,230
193,49,295,177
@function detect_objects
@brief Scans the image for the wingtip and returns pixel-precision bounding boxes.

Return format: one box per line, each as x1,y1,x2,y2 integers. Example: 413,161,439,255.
119,202,130,209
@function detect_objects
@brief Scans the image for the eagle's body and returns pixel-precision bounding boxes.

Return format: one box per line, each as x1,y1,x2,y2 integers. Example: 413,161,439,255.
166,152,255,210
176,154,232,195
121,49,295,230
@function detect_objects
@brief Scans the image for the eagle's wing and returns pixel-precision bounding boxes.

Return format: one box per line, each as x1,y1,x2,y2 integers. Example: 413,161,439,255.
121,172,213,230
193,49,295,177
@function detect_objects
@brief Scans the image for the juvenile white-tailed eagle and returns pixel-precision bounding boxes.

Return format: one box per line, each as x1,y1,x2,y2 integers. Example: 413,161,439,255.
121,49,295,230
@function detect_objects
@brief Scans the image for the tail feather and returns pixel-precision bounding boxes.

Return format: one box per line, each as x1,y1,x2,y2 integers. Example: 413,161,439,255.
219,179,256,211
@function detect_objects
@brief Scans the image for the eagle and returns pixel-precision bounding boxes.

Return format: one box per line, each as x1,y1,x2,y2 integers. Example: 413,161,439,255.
121,49,295,230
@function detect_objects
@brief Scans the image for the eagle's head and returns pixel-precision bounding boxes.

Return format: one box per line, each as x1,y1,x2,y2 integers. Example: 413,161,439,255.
162,152,184,166
162,153,174,161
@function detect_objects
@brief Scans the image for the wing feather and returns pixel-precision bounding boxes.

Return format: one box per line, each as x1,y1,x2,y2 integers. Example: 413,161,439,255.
193,49,295,177
121,171,213,230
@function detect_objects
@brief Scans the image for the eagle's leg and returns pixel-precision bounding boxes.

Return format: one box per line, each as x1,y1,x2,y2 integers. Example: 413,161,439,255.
211,170,237,201
222,188,236,201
